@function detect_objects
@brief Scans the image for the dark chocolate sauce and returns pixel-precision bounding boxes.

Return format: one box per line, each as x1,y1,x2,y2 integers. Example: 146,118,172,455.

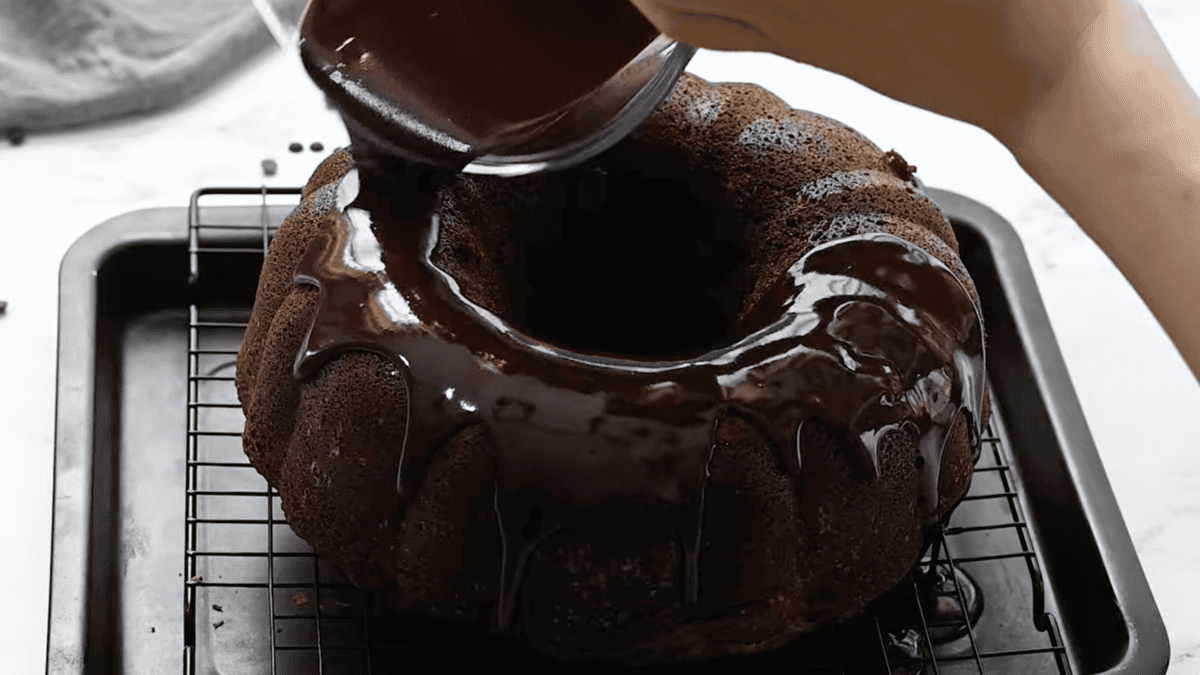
289,0,987,642
299,0,661,166
292,168,986,533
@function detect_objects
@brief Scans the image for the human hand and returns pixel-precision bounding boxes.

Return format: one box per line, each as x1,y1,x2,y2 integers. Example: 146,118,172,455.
628,0,1104,149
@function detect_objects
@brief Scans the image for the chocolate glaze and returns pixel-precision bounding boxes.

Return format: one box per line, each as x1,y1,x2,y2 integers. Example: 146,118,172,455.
299,0,661,167
291,167,986,545
269,27,989,639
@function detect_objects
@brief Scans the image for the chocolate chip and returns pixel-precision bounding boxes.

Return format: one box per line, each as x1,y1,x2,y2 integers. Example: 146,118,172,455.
5,127,25,146
310,142,324,152
262,159,278,176
289,142,304,153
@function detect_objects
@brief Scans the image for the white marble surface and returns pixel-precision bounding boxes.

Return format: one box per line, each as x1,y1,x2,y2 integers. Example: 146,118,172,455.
2,3,1199,672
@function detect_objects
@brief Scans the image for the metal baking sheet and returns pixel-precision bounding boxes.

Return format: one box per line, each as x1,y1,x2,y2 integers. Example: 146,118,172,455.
48,187,1169,673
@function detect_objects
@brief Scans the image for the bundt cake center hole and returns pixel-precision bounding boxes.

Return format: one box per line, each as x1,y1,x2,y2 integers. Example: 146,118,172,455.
510,167,751,358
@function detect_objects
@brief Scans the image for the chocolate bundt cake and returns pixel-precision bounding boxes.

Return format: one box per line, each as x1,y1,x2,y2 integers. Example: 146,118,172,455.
235,72,989,664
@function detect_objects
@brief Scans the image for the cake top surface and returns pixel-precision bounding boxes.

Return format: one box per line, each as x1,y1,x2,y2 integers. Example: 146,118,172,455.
290,158,985,525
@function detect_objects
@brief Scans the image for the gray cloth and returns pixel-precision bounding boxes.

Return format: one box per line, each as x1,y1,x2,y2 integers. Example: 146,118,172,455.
0,0,308,133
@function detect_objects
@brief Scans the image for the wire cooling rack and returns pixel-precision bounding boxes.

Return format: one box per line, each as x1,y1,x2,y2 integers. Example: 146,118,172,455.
182,187,1074,674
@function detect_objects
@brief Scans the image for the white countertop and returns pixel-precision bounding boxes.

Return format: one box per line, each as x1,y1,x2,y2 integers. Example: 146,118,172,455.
2,4,1199,672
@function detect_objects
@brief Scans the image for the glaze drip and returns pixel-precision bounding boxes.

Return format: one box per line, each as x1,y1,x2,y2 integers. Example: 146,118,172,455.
291,167,985,527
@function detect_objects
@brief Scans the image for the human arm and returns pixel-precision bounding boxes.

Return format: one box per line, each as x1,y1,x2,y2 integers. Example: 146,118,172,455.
629,0,1200,381
1014,0,1200,383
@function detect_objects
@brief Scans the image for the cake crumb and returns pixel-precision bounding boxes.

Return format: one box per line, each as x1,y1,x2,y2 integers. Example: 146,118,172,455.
715,415,752,444
294,594,309,607
882,149,916,182
212,604,223,612
191,576,203,582
213,620,224,630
